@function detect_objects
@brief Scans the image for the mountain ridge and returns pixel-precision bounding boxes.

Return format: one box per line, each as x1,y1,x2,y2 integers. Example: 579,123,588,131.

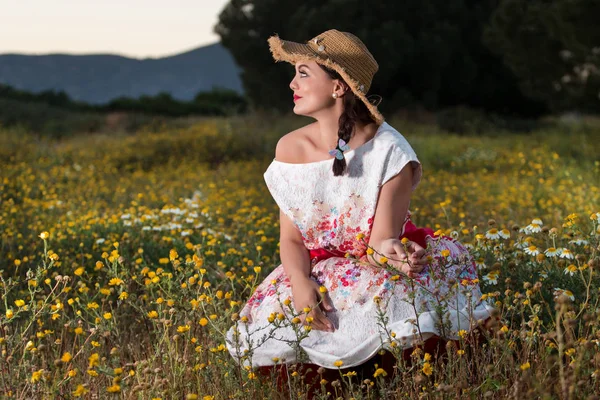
0,42,243,104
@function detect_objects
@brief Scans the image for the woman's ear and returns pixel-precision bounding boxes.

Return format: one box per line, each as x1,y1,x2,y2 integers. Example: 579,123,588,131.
333,79,348,96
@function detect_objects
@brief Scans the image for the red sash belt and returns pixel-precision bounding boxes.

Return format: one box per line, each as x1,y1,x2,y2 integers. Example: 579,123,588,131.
308,219,436,264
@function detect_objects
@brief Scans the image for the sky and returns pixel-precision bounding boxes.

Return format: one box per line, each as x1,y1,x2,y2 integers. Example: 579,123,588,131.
0,0,231,59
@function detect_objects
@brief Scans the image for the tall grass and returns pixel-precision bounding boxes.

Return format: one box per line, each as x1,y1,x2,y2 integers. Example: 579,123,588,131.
0,115,598,398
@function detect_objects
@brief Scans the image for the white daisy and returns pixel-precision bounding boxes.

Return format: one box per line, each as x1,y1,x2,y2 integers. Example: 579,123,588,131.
514,236,531,249
450,230,460,239
485,228,500,240
553,288,575,301
544,247,560,257
475,258,487,269
524,245,540,256
569,239,589,246
525,218,543,234
142,226,151,231
563,264,578,276
559,248,574,259
590,212,600,224
186,218,195,224
539,271,548,279
96,238,106,244
120,213,131,220
123,220,132,226
161,207,185,215
483,270,499,285
498,229,510,239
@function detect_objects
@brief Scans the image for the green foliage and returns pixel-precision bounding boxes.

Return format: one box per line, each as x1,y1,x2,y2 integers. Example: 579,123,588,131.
483,0,600,112
106,88,248,117
0,98,105,139
0,84,247,138
436,106,546,135
215,0,545,116
0,84,249,135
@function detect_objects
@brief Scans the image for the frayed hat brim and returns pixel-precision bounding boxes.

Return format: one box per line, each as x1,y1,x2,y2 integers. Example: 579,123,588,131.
268,35,384,125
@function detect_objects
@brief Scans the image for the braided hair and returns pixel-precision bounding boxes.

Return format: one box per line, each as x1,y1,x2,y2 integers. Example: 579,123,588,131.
319,64,376,176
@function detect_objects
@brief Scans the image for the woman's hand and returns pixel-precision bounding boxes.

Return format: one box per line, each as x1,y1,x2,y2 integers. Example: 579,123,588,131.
378,238,429,278
290,277,335,332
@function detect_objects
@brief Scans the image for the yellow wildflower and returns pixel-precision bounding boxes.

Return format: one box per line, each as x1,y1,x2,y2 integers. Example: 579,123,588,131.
109,278,123,286
31,369,44,383
107,384,121,393
422,362,432,376
73,384,89,397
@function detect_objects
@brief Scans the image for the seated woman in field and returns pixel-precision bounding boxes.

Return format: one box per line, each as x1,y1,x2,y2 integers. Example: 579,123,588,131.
226,29,494,392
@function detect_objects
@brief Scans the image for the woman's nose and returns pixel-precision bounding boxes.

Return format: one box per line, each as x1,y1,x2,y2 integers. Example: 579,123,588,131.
289,76,298,91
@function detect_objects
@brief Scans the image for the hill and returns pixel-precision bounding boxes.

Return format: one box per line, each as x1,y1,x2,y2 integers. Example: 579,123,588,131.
0,43,243,104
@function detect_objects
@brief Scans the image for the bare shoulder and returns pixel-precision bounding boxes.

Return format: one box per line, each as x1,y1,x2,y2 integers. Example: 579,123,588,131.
275,122,318,163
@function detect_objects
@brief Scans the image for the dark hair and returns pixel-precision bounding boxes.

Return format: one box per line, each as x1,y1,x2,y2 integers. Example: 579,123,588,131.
319,64,376,176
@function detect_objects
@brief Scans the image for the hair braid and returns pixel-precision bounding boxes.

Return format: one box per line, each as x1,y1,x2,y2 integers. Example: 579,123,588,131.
319,65,376,176
332,95,357,176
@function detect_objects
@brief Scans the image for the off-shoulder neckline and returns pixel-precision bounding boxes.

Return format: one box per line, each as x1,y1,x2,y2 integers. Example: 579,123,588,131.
272,121,390,166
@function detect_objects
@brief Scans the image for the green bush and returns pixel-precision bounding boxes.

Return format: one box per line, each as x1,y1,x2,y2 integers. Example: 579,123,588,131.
437,106,547,135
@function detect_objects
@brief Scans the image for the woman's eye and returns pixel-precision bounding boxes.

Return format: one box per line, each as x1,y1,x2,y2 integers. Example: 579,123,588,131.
299,71,308,77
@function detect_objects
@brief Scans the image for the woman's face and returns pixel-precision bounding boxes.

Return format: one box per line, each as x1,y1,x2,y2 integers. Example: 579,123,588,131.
289,59,340,118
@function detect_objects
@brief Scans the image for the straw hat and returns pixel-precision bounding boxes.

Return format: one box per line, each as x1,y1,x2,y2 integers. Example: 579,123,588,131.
267,29,384,125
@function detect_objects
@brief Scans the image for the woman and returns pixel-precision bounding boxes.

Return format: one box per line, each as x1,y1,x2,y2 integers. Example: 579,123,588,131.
226,29,494,391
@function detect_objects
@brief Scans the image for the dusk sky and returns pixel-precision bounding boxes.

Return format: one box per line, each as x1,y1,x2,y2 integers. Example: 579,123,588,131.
0,0,231,58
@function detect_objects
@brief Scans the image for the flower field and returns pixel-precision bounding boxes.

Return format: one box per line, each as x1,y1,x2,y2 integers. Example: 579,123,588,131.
1,116,599,399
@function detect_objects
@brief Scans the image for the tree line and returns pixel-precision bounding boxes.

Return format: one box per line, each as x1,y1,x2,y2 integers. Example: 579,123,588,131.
215,0,599,117
0,84,248,118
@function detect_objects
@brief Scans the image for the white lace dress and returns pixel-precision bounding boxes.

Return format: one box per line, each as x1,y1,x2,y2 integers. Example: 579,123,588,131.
226,122,494,369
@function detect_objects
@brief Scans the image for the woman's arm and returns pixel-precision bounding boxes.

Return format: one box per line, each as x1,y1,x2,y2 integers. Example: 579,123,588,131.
279,209,311,284
274,134,312,284
366,162,414,264
273,135,334,331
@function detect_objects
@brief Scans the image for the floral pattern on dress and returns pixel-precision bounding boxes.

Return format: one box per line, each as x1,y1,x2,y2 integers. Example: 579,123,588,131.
291,192,373,257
